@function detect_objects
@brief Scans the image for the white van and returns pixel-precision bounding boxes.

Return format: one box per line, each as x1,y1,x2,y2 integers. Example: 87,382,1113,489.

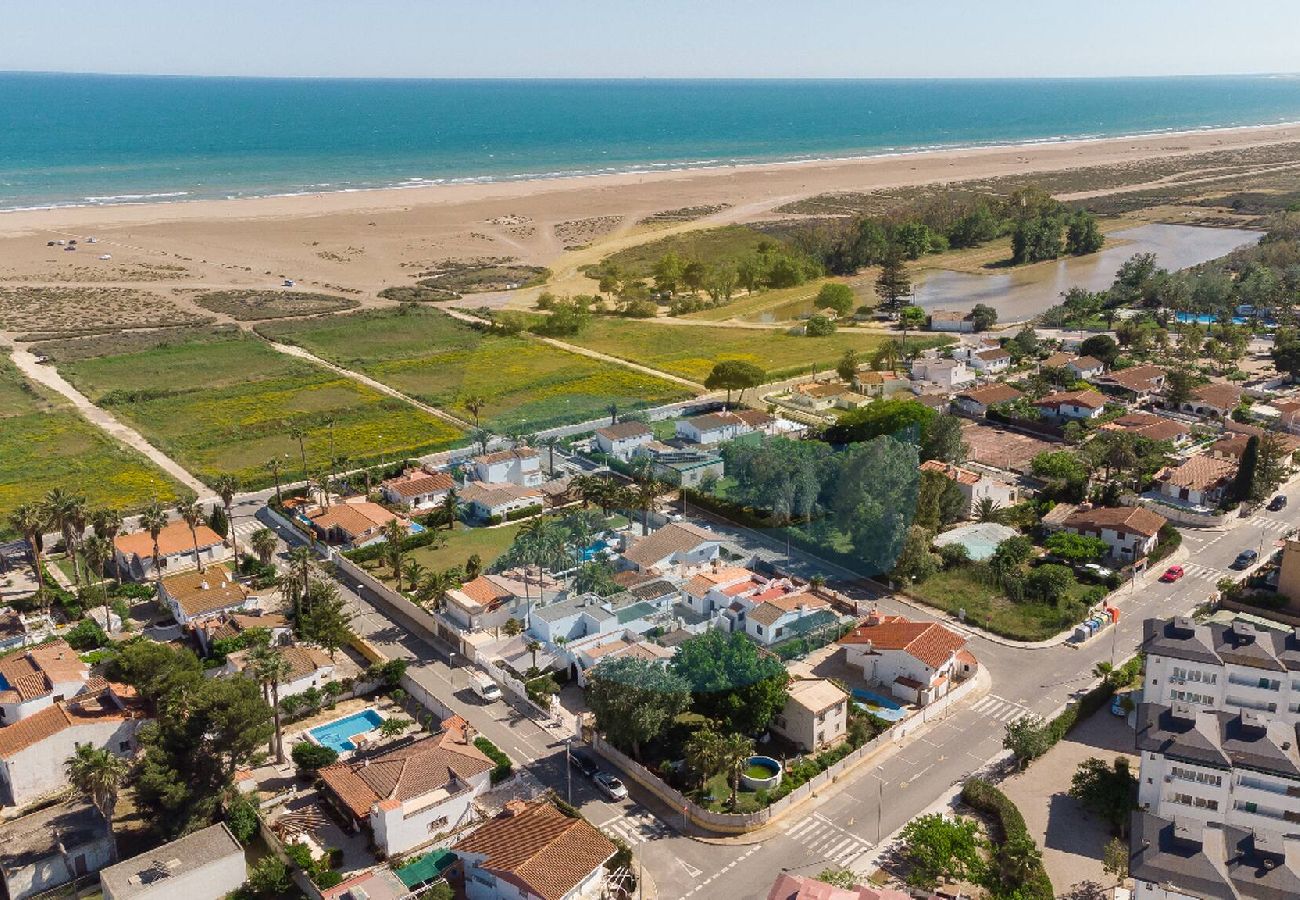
470,671,502,703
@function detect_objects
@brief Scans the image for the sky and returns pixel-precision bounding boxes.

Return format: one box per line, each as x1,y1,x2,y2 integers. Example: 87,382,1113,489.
4,0,1299,79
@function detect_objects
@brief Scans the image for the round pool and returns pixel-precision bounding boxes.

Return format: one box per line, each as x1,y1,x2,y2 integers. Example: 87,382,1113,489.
740,755,783,791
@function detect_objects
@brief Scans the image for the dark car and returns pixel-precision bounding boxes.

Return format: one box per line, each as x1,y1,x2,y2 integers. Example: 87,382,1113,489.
568,747,599,778
1268,495,1288,512
1232,549,1259,570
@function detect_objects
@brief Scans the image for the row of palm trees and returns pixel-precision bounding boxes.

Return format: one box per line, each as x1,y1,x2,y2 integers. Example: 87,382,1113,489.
8,489,125,614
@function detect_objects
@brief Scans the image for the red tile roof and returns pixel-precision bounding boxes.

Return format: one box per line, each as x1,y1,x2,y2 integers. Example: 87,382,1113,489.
1035,389,1107,410
839,617,967,668
957,384,1023,406
382,470,455,499
114,520,223,560
1064,505,1167,538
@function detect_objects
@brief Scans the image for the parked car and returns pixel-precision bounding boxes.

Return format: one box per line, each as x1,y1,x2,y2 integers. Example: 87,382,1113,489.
1231,549,1259,570
594,771,628,801
1269,495,1288,512
569,747,599,778
1077,563,1116,583
1159,565,1184,583
469,671,502,703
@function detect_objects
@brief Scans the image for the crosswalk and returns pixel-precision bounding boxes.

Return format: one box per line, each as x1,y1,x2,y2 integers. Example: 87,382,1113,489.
233,520,263,541
598,805,674,846
1250,516,1293,537
967,694,1031,724
782,813,874,868
1178,562,1229,582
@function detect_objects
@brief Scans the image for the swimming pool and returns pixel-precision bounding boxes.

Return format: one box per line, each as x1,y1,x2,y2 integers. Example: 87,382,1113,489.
309,708,385,753
851,688,907,722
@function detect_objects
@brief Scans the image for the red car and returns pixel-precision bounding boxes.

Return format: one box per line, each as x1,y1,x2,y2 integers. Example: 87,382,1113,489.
1160,565,1185,583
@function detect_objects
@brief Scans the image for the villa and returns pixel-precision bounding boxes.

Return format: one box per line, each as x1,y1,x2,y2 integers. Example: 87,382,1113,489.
196,611,290,654
633,442,725,488
839,611,973,707
159,565,251,627
772,678,849,752
0,639,91,725
460,481,545,520
113,520,226,582
1066,355,1105,379
927,309,974,333
593,421,653,460
381,468,456,511
743,592,837,647
918,459,1018,517
910,356,974,390
1034,389,1107,421
469,447,543,487
968,346,1011,374
222,645,334,698
308,500,412,548
852,369,910,399
1061,505,1167,560
619,521,723,574
1154,454,1237,508
679,566,762,617
1100,412,1191,446
952,383,1022,417
1095,364,1167,403
443,574,525,633
1180,382,1244,419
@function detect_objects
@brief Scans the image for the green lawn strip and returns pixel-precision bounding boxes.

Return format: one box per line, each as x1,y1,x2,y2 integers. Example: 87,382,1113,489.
698,772,765,814
910,567,1093,642
357,522,527,581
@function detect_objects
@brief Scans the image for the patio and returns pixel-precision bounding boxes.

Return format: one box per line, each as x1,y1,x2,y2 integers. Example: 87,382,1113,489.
267,790,376,875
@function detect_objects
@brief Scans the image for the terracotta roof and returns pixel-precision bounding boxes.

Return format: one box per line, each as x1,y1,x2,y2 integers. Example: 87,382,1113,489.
919,459,982,486
784,678,847,714
26,640,88,684
1070,355,1103,370
975,347,1010,361
228,612,288,631
1190,382,1243,411
1158,455,1237,492
839,617,967,669
596,421,653,440
461,481,544,510
0,639,88,702
114,520,223,560
748,594,828,627
319,728,493,820
1103,365,1166,392
1064,505,1168,538
1035,389,1107,410
0,695,131,758
683,411,754,433
382,470,455,499
957,383,1023,406
622,522,718,568
1102,412,1190,443
453,801,616,900
1041,351,1074,368
797,382,850,399
767,872,911,900
228,645,331,683
474,447,539,466
681,567,756,598
452,575,515,610
309,501,400,538
161,565,249,618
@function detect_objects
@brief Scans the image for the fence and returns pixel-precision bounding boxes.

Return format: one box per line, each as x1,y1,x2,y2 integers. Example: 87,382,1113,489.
331,555,458,652
1121,493,1231,529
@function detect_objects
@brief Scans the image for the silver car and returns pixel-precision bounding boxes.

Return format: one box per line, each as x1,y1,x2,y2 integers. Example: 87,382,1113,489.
593,771,628,801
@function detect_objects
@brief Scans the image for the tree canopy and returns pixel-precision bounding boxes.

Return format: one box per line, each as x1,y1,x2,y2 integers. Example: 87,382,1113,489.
704,360,766,405
825,397,936,446
814,282,855,316
587,656,690,759
670,630,789,735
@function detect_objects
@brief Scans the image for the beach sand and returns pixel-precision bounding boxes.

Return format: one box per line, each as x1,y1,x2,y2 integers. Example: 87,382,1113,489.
1,122,1298,331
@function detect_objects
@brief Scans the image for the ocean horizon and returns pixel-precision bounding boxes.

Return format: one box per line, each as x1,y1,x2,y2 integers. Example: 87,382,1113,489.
3,72,1300,211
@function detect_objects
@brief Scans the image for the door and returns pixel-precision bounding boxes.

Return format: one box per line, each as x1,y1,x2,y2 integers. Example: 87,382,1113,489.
73,854,87,876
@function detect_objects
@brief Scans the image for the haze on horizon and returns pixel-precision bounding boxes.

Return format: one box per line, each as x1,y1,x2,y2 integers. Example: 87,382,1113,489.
5,0,1300,80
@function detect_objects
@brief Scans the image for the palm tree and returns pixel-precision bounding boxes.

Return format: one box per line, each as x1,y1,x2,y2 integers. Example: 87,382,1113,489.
265,458,285,505
90,507,123,585
250,528,278,567
247,645,293,763
402,560,427,594
66,744,128,826
633,475,665,534
973,497,1003,524
213,473,241,556
464,395,487,427
383,518,407,590
82,535,113,631
717,732,755,809
43,487,82,589
286,422,310,484
525,639,542,670
286,546,314,610
685,727,725,790
176,498,206,572
68,495,89,589
607,402,619,425
538,435,562,475
7,504,49,609
276,571,305,620
139,501,169,591
470,427,493,455
440,487,460,531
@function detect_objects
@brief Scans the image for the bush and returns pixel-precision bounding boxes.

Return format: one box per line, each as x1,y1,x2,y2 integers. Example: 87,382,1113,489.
1148,524,1182,565
226,793,260,844
1238,591,1289,611
805,315,836,336
505,504,544,522
64,618,108,651
474,736,514,784
961,779,1054,900
343,526,445,564
246,857,291,898
291,741,339,771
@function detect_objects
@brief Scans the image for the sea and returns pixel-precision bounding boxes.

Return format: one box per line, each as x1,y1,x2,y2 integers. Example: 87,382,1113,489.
3,72,1300,212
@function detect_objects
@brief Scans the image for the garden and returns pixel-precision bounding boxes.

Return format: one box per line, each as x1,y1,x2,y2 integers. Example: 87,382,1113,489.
40,328,465,489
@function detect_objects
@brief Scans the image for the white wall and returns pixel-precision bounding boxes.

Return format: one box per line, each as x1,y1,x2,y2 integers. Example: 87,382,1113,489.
102,848,246,900
372,770,489,856
5,836,115,900
0,719,138,807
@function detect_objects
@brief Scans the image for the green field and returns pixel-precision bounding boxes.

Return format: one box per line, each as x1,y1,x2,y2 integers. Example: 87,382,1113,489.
0,356,183,532
554,318,949,383
45,330,466,489
259,308,693,431
357,521,527,582
590,224,771,282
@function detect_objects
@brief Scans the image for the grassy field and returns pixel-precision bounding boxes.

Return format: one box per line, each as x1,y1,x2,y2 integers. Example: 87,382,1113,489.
588,224,770,283
192,289,359,321
910,566,1096,642
43,330,465,490
557,318,949,382
259,308,693,431
358,521,527,582
0,355,183,533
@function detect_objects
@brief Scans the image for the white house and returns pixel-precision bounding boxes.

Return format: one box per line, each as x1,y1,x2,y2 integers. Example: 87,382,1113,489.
1066,355,1105,380
952,383,1023,417
454,799,616,900
1180,382,1243,420
910,357,975,390
319,718,495,857
443,574,526,633
838,612,974,706
381,469,455,511
158,565,250,628
1034,389,1107,421
968,347,1011,374
113,520,227,582
593,421,653,460
460,482,545,521
1096,364,1168,404
0,685,144,808
927,310,974,333
1061,505,1167,560
676,410,762,445
529,590,670,646
633,443,725,488
918,460,1018,517
771,679,849,752
744,593,837,647
852,370,911,399
1130,811,1300,900
223,645,334,699
196,611,291,655
620,522,723,574
679,566,762,617
565,630,674,687
0,640,91,725
0,801,116,900
308,500,412,548
469,448,543,487
1154,454,1237,508
100,824,245,900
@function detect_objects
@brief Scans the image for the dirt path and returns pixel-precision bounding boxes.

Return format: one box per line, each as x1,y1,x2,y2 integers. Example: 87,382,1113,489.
9,347,213,499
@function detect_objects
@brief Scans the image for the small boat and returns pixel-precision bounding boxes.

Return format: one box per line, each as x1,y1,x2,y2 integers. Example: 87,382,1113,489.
99,254,112,260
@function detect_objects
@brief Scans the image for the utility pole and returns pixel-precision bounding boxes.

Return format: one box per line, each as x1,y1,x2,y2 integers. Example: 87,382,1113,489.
877,775,883,844
565,738,573,806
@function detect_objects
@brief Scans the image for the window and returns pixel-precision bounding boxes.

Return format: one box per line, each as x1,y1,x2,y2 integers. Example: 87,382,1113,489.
426,816,448,833
118,741,130,752
755,625,763,636
1171,766,1222,787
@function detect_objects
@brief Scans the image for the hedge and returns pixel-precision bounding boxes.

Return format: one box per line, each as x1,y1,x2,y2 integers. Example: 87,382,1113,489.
343,526,445,564
1047,678,1116,744
961,779,1054,900
474,736,514,784
505,504,545,522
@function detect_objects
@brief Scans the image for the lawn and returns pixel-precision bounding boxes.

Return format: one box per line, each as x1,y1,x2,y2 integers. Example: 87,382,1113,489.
557,318,950,383
404,521,526,576
910,566,1098,642
44,329,465,490
259,308,693,432
0,355,183,534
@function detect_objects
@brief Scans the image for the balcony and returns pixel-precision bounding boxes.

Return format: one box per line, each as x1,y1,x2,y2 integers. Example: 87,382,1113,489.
1227,674,1280,691
1224,695,1277,713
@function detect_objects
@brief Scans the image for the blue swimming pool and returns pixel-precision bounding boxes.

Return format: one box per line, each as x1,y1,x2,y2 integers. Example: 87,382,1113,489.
309,708,385,753
409,522,426,534
580,540,609,561
851,688,907,722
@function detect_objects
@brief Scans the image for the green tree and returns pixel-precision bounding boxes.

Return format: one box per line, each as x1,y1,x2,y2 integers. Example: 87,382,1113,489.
892,526,939,583
7,504,49,609
1070,757,1138,837
1066,211,1104,255
874,248,911,312
1230,435,1259,504
684,726,725,790
815,282,854,316
717,731,756,809
106,638,203,707
1027,563,1076,605
899,813,984,889
973,497,1002,524
297,579,354,658
247,644,293,764
704,359,766,407
1271,341,1300,382
250,528,278,566
1044,532,1110,562
899,305,927,331
1003,715,1053,770
836,349,861,382
826,397,936,445
587,656,690,760
670,630,789,735
970,304,998,333
805,314,836,336
1080,334,1121,367
66,744,129,824
175,498,206,573
920,414,968,464
291,741,339,771
1103,836,1129,885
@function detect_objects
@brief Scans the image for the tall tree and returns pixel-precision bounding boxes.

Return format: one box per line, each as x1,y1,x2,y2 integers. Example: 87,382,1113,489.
247,645,293,763
139,501,169,591
441,486,460,531
874,247,911,313
285,422,309,484
1230,435,1259,504
587,656,690,760
670,630,789,735
464,396,487,427
250,528,278,567
704,360,766,408
718,731,756,808
44,488,84,589
213,474,241,558
264,458,285,506
176,498,207,573
82,535,114,630
7,503,49,609
66,744,129,827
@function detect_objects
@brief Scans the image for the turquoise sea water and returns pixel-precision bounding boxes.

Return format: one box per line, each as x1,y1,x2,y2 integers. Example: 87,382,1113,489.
3,73,1300,211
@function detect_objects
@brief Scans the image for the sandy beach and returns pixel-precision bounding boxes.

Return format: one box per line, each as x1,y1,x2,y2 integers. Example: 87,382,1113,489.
1,122,1298,325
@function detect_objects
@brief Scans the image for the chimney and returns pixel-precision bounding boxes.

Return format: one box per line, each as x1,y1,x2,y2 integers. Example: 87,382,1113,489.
200,580,210,591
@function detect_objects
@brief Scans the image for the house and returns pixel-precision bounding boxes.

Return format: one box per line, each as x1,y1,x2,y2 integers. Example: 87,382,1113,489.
529,591,669,645
0,639,91,725
566,630,674,686
968,347,1011,375
321,869,409,900
381,469,455,511
113,520,226,582
1180,382,1243,419
1272,398,1300,435
679,566,761,617
909,356,974,390
1039,351,1075,371
0,683,143,808
453,799,616,900
443,575,525,633
1066,355,1105,379
158,564,251,627
767,872,911,900
1061,505,1167,560
619,522,723,574
676,410,758,445
1034,389,1107,421
460,482,545,521
771,678,849,752
952,383,1023,417
318,718,494,857
788,381,854,413
196,611,290,655
744,592,837,647
1154,454,1237,508
0,800,116,900
223,645,334,698
927,310,973,333
0,608,29,653
918,460,1018,516
1100,412,1191,446
1212,423,1300,461
1129,811,1300,900
839,612,973,706
99,824,245,900
470,448,543,487
852,370,910,399
308,500,411,548
1095,364,1167,404
633,443,724,488
592,421,653,460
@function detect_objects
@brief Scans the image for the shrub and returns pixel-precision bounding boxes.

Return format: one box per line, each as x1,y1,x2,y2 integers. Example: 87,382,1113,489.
226,793,260,844
506,504,544,522
246,856,291,897
291,741,339,771
474,736,514,784
64,618,108,651
961,779,1054,900
805,315,836,336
